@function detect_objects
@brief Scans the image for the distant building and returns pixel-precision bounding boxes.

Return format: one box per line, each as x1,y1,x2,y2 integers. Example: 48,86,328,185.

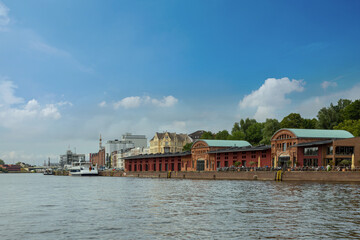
111,147,149,169
189,130,205,141
0,164,21,172
60,150,85,167
121,133,147,148
105,139,134,166
149,132,192,154
90,148,105,167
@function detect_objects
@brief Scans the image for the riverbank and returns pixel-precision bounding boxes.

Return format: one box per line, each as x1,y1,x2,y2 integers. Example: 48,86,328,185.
99,170,360,182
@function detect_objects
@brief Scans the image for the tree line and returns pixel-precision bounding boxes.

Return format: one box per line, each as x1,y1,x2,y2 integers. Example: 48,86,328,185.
199,98,360,146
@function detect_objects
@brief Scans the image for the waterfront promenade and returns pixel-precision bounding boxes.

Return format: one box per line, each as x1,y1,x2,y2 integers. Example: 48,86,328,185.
96,169,360,182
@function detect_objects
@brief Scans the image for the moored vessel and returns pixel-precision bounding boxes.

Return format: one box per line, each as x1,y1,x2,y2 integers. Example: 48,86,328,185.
69,162,98,176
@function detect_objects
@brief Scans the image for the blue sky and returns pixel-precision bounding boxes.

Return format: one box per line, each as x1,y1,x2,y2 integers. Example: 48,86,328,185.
0,0,359,165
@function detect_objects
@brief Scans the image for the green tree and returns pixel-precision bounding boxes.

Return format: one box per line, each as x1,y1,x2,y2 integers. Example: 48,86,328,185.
260,119,280,144
200,131,215,139
182,143,193,152
245,122,263,145
215,130,230,140
231,122,241,134
343,99,360,120
317,99,352,129
280,113,304,128
227,130,246,140
302,118,318,129
0,159,4,165
333,120,360,137
240,118,257,133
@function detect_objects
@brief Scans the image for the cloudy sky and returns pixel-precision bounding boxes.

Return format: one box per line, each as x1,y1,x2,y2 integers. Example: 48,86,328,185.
0,0,359,165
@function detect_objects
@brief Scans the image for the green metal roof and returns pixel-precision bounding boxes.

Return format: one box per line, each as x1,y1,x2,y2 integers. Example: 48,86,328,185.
274,128,354,139
195,139,251,147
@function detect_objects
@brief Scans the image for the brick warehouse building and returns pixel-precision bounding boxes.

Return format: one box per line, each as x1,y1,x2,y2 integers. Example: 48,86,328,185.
124,140,253,172
185,140,251,171
125,152,192,172
124,129,359,172
271,128,358,168
90,148,105,167
208,145,272,169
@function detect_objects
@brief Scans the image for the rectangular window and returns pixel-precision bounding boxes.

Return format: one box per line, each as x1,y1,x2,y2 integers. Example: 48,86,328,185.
304,158,318,167
224,161,228,167
153,163,156,171
327,146,333,155
283,143,286,151
335,146,354,155
304,147,318,156
159,163,162,171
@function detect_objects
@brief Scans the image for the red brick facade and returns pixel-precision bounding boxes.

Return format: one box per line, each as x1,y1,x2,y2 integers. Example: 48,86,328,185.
212,148,272,169
90,148,105,167
271,129,360,168
125,154,187,172
123,130,359,172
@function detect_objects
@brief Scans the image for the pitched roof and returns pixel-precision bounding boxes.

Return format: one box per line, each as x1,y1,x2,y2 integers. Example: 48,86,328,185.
195,139,251,148
291,140,333,148
150,132,190,142
208,145,270,154
124,151,191,160
273,128,354,139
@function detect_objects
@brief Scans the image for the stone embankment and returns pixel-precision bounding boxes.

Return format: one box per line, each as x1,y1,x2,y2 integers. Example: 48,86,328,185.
99,170,360,182
54,170,69,176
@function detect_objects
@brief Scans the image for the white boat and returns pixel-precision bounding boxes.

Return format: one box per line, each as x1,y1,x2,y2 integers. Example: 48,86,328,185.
69,162,98,176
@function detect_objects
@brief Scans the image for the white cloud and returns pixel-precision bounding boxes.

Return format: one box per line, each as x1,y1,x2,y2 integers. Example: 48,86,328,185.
41,104,61,119
0,79,24,106
239,77,305,121
57,101,73,107
114,96,141,109
98,101,107,107
0,80,67,128
0,1,10,27
321,81,337,89
114,95,178,109
151,95,178,107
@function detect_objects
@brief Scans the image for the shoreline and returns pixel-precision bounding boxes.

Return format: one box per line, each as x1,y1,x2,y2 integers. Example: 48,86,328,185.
98,170,360,182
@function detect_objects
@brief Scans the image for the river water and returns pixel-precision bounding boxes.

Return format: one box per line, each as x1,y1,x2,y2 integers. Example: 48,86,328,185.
1,174,360,239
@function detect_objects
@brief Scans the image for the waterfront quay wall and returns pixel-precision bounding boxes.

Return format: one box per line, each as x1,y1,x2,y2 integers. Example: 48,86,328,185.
281,171,360,182
101,170,360,182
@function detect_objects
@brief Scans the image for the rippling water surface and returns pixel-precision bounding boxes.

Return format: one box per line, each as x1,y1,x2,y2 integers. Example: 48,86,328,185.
1,174,360,239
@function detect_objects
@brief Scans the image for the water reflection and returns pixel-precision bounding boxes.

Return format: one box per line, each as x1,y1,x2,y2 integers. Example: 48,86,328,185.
0,174,360,239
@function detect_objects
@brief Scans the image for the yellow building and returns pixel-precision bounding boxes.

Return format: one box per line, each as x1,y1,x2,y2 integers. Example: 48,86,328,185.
149,132,192,154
